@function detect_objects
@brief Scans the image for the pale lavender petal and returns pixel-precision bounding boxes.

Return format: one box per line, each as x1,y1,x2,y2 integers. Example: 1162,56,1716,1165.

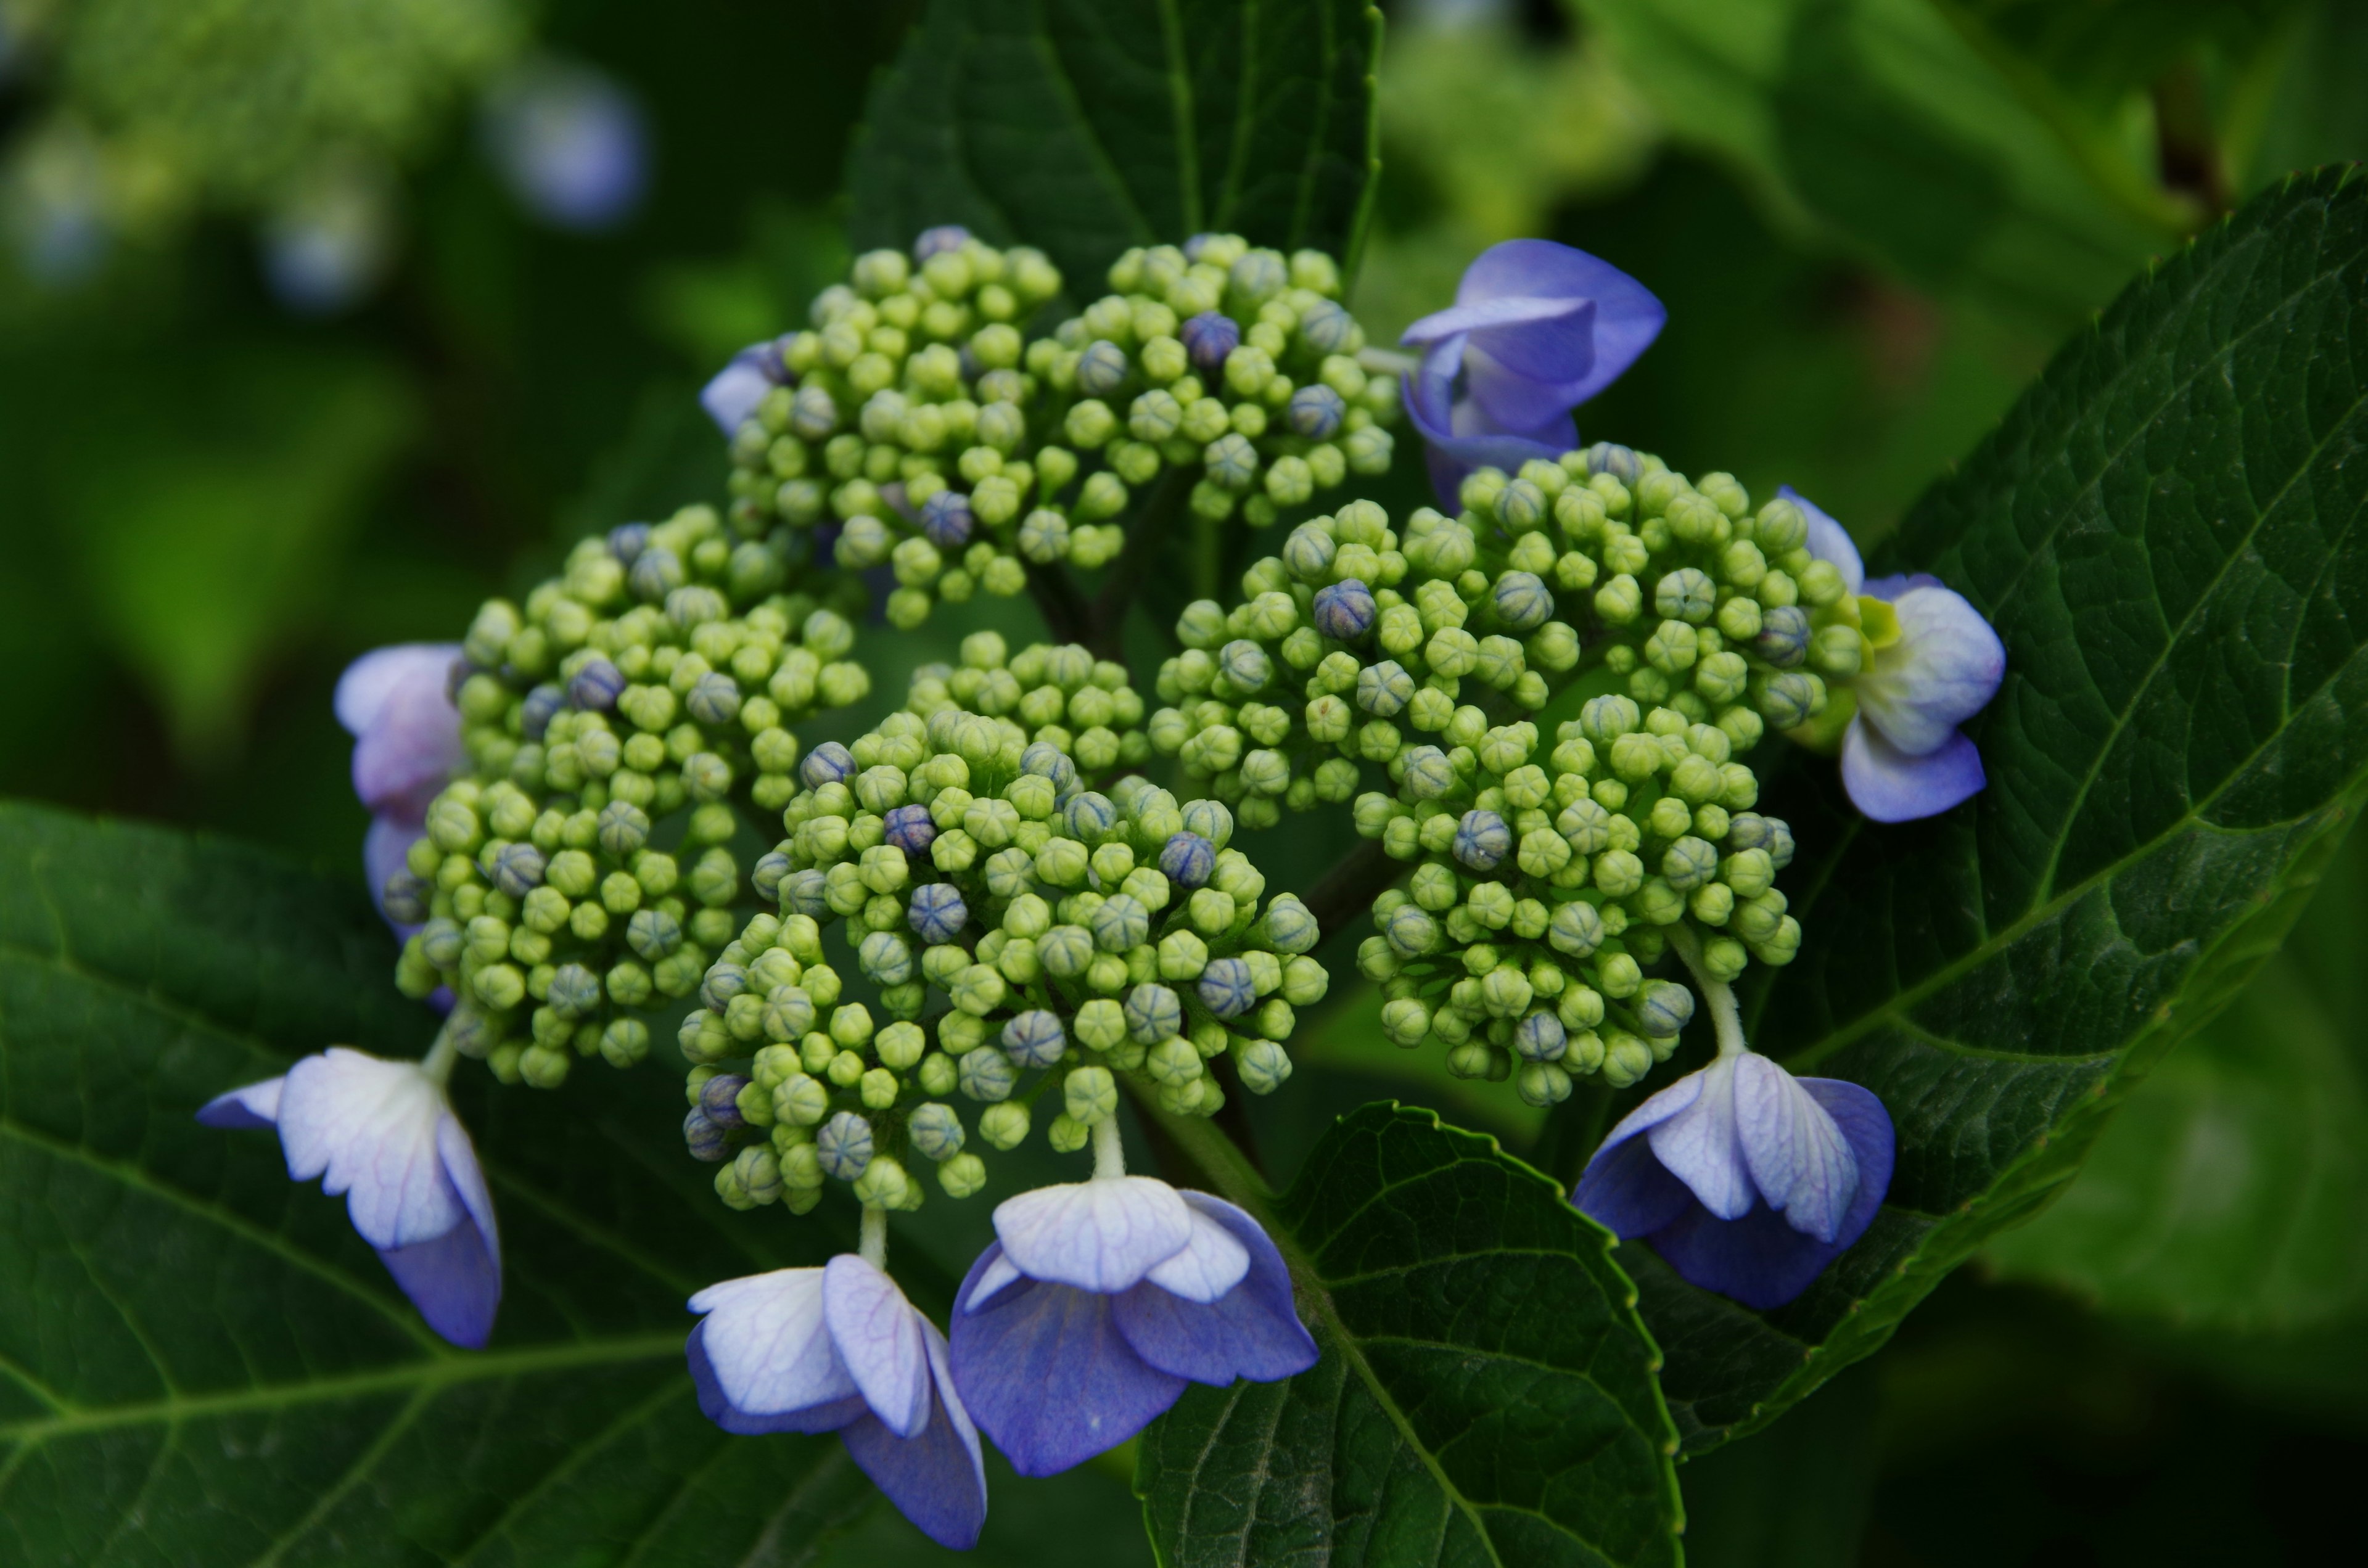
1781,486,1864,594
351,669,467,819
687,1268,865,1431
839,1320,987,1551
196,1076,284,1131
1463,330,1598,432
1113,1194,1315,1385
1840,719,1986,823
1453,240,1665,391
948,1244,1185,1476
965,1249,1024,1309
1854,584,2007,755
993,1176,1194,1294
1400,292,1589,348
824,1254,931,1439
379,1213,500,1348
1645,1057,1755,1220
1140,1203,1250,1303
278,1051,463,1250
1732,1054,1858,1244
702,343,775,436
334,644,459,737
435,1112,501,1276
1571,1133,1696,1238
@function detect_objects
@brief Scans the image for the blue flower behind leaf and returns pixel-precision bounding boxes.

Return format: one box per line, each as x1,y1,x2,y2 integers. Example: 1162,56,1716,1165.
1574,1052,1893,1310
1400,239,1666,504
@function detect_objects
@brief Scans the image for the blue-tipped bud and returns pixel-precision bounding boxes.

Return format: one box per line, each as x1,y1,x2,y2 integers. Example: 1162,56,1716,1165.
908,882,969,945
1197,957,1257,1019
1758,671,1820,729
1262,897,1320,954
1161,831,1217,889
1063,792,1119,843
1181,311,1241,372
1287,382,1346,440
684,1107,730,1162
1635,980,1695,1038
700,1072,752,1128
492,842,548,897
884,803,937,856
701,961,749,1013
630,547,684,602
1582,442,1642,484
548,962,602,1020
522,683,567,741
1381,903,1440,957
800,741,857,790
1299,300,1354,353
1493,572,1553,632
921,488,974,549
1218,638,1272,692
686,671,741,727
569,657,625,712
859,930,916,986
1312,578,1376,641
1355,660,1415,718
1089,894,1151,952
1547,900,1606,958
908,1102,966,1161
1754,605,1811,668
815,1112,874,1180
1400,745,1455,801
1455,810,1512,871
1001,1009,1067,1069
1124,983,1184,1043
607,522,651,563
958,1047,1017,1102
383,871,430,926
914,225,971,260
1077,340,1130,397
782,868,829,919
1021,741,1080,792
1729,813,1796,869
1513,1011,1568,1062
752,850,792,905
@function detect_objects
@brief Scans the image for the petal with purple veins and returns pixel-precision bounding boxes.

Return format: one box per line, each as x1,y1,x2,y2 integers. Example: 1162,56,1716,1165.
1645,1056,1756,1220
993,1176,1194,1294
1732,1054,1859,1244
823,1254,931,1439
839,1319,987,1550
687,1268,866,1434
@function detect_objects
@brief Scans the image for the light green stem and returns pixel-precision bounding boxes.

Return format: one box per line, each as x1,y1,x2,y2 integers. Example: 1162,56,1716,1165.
1667,925,1749,1059
858,1204,889,1268
1092,1113,1127,1181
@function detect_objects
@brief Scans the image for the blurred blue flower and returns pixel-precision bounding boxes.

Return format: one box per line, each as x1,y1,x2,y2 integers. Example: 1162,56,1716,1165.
1788,487,2006,822
1400,239,1664,504
949,1176,1315,1474
199,1046,501,1347
689,1257,987,1549
262,165,395,316
1575,1050,1893,1310
480,60,649,232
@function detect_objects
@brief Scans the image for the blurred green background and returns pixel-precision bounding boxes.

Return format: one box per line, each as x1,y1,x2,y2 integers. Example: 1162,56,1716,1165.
4,0,2365,1561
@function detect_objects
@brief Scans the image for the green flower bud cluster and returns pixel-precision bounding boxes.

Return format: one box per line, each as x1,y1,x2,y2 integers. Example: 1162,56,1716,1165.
900,631,1152,774
388,504,873,1090
717,230,1399,630
683,713,1326,1215
1352,700,1803,1106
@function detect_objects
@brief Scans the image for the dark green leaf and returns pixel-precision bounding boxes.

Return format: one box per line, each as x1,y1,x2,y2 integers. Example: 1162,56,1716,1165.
847,0,1383,292
0,803,1125,1563
1135,1102,1681,1568
1635,166,2368,1450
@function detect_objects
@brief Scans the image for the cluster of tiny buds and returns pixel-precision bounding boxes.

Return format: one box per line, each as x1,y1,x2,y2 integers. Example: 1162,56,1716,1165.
385,504,873,1087
675,712,1326,1215
902,631,1151,774
718,226,1400,628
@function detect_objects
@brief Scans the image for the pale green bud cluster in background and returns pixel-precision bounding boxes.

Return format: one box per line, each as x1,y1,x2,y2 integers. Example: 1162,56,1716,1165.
680,711,1326,1215
718,231,1401,630
387,503,873,1090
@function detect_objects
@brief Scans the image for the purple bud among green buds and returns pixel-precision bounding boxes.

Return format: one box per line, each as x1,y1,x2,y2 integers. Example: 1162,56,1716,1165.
1198,956,1257,1019
607,522,650,563
1754,605,1811,668
921,488,974,548
1217,639,1272,691
1161,832,1216,889
1124,983,1183,1043
959,1047,1017,1102
686,671,741,726
701,1073,752,1128
1089,895,1151,953
684,1107,730,1162
908,882,969,945
522,683,566,740
630,547,684,602
1021,741,1079,794
915,225,971,260
1312,578,1377,641
1582,442,1642,485
492,842,548,897
1287,383,1346,439
1492,572,1553,631
884,803,938,856
1514,1011,1567,1062
1078,340,1129,397
1181,311,1241,372
800,742,857,790
1001,1009,1067,1069
1455,810,1512,871
569,658,625,712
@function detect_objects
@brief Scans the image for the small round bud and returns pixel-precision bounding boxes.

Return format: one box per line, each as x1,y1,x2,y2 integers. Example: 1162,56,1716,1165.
907,882,969,944
1312,578,1377,641
1547,900,1606,958
815,1112,874,1181
1125,983,1184,1043
1513,1011,1568,1062
800,741,858,789
1001,1009,1067,1069
1197,956,1257,1019
1180,798,1233,848
1287,382,1346,439
1261,897,1319,954
1455,810,1513,872
1492,572,1553,632
908,1102,966,1161
1180,311,1241,371
1159,831,1217,889
683,1108,730,1162
958,1046,1018,1102
1381,903,1439,957
1634,980,1695,1037
1065,1065,1119,1125
1089,894,1151,951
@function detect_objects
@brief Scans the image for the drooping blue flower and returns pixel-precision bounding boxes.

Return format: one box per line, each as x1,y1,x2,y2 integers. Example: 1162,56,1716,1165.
1400,240,1665,504
1574,1051,1893,1310
948,1178,1316,1475
689,1257,987,1549
1786,487,2006,823
199,1047,500,1347
336,644,467,935
480,60,649,232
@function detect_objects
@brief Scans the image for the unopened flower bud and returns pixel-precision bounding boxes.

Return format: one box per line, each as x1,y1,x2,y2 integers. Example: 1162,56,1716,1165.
1065,1065,1119,1125
1313,578,1377,641
1001,1009,1067,1069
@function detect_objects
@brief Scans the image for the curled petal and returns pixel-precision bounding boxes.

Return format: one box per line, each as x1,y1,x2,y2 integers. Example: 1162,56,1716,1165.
841,1320,988,1551
334,644,459,738
1781,486,1864,595
196,1075,284,1131
950,1244,1185,1476
1732,1054,1858,1244
823,1254,931,1439
1854,585,2007,755
1840,720,1986,823
1141,1202,1251,1304
1644,1056,1756,1221
1463,331,1598,433
277,1051,466,1252
702,343,775,436
1400,290,1590,348
1452,239,1665,396
993,1176,1194,1294
687,1268,865,1434
1114,1194,1317,1385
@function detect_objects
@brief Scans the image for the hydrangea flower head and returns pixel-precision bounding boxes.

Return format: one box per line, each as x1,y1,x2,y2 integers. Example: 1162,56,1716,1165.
688,1255,987,1550
1786,487,2006,822
1575,1051,1893,1310
199,1046,501,1347
1400,240,1664,503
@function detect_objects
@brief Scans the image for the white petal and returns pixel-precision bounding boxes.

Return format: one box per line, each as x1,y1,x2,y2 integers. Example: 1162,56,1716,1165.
277,1050,461,1250
1855,585,2007,755
824,1254,931,1439
1143,1204,1251,1303
1780,486,1864,595
993,1176,1194,1294
1645,1056,1755,1220
1733,1054,1860,1244
691,1268,859,1418
334,644,460,738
